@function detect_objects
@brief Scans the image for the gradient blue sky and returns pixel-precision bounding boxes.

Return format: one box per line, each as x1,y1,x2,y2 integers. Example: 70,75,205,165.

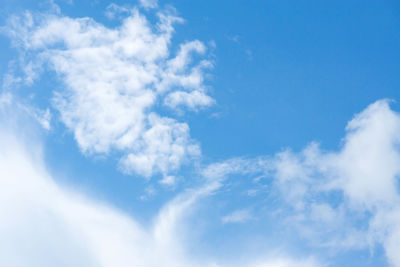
1,0,400,266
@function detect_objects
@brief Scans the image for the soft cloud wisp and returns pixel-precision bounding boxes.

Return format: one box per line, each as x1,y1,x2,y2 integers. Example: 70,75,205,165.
0,106,317,267
202,100,400,266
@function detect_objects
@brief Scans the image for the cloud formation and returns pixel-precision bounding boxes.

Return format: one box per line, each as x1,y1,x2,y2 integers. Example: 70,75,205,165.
2,3,400,267
202,100,400,266
4,5,213,180
0,101,318,267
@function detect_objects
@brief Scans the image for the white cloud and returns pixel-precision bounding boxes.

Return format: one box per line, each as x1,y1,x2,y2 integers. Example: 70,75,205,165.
164,90,215,111
335,99,400,208
105,3,130,20
26,106,52,130
202,100,400,266
159,175,177,186
0,93,51,130
0,92,12,107
250,257,320,267
4,6,214,180
4,4,400,266
0,132,192,267
0,98,215,266
118,113,200,177
139,0,158,9
221,209,253,224
0,107,317,267
201,157,270,182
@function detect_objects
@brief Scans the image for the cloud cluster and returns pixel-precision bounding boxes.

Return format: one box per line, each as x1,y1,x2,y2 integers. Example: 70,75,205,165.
3,3,400,267
4,6,213,180
202,100,400,266
271,100,400,261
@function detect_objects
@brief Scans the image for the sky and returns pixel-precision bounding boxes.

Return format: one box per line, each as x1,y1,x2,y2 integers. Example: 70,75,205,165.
1,0,400,266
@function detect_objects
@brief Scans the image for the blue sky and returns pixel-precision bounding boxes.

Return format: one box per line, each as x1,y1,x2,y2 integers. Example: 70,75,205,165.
1,0,400,266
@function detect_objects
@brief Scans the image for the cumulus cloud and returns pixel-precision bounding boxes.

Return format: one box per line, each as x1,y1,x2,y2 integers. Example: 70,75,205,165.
118,113,201,177
202,99,400,266
4,5,213,180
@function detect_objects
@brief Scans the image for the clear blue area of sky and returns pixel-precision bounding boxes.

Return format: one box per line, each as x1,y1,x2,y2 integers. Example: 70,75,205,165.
1,1,399,265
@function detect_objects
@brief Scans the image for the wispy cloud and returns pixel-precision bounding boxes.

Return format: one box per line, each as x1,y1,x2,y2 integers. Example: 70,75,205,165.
139,0,158,9
222,209,254,224
202,99,400,265
0,102,317,267
104,3,130,20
